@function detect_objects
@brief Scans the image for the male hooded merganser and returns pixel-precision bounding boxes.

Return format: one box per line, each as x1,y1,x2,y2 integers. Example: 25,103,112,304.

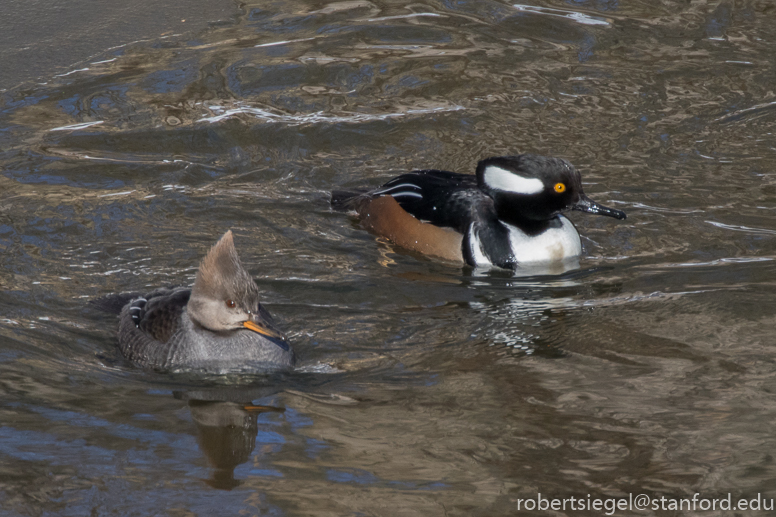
98,231,294,373
331,154,626,269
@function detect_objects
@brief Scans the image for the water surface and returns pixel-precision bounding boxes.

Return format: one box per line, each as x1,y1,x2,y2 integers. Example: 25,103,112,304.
2,0,776,515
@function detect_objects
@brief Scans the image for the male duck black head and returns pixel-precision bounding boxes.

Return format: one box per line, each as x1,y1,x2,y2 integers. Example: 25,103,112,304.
106,230,294,373
331,154,625,270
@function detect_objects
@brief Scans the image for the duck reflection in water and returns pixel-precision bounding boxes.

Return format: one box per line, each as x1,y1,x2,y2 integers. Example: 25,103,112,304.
189,400,283,490
175,385,285,490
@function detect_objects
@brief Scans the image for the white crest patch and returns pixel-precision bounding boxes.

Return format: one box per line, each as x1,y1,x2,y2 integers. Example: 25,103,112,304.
483,165,544,195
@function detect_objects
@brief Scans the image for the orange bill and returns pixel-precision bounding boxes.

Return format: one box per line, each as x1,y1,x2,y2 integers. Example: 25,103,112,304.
243,320,284,340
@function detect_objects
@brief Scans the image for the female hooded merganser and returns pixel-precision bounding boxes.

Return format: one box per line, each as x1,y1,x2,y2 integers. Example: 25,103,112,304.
99,231,294,373
331,154,626,269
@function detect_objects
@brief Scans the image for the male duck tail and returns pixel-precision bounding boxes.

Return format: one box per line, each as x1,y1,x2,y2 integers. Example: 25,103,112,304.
331,189,370,211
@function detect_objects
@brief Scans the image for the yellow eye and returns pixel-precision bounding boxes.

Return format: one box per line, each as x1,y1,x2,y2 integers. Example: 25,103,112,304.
554,183,566,193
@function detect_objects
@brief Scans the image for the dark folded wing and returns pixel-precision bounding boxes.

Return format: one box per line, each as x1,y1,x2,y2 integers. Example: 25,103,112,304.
369,170,481,232
128,287,191,344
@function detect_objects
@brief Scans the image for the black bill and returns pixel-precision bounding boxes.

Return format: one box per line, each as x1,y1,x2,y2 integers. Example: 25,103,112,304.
572,193,627,220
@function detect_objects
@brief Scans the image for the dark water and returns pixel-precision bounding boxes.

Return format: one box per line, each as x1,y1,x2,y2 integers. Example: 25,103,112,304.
2,0,776,515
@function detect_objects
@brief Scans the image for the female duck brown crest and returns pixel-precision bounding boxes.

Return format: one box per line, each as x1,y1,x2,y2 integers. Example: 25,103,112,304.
191,230,259,304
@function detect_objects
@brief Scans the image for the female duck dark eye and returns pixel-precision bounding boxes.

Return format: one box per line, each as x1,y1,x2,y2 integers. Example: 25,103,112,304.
225,299,236,308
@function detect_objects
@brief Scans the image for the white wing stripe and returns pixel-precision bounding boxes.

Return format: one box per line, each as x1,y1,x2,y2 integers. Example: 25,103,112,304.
468,226,491,266
390,192,423,199
373,183,423,195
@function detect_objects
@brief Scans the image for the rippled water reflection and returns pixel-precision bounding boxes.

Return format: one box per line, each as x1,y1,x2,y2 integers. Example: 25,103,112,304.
2,0,776,514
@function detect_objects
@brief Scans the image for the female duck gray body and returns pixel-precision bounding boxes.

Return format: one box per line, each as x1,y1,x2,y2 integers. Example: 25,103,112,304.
98,231,294,373
332,154,626,270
